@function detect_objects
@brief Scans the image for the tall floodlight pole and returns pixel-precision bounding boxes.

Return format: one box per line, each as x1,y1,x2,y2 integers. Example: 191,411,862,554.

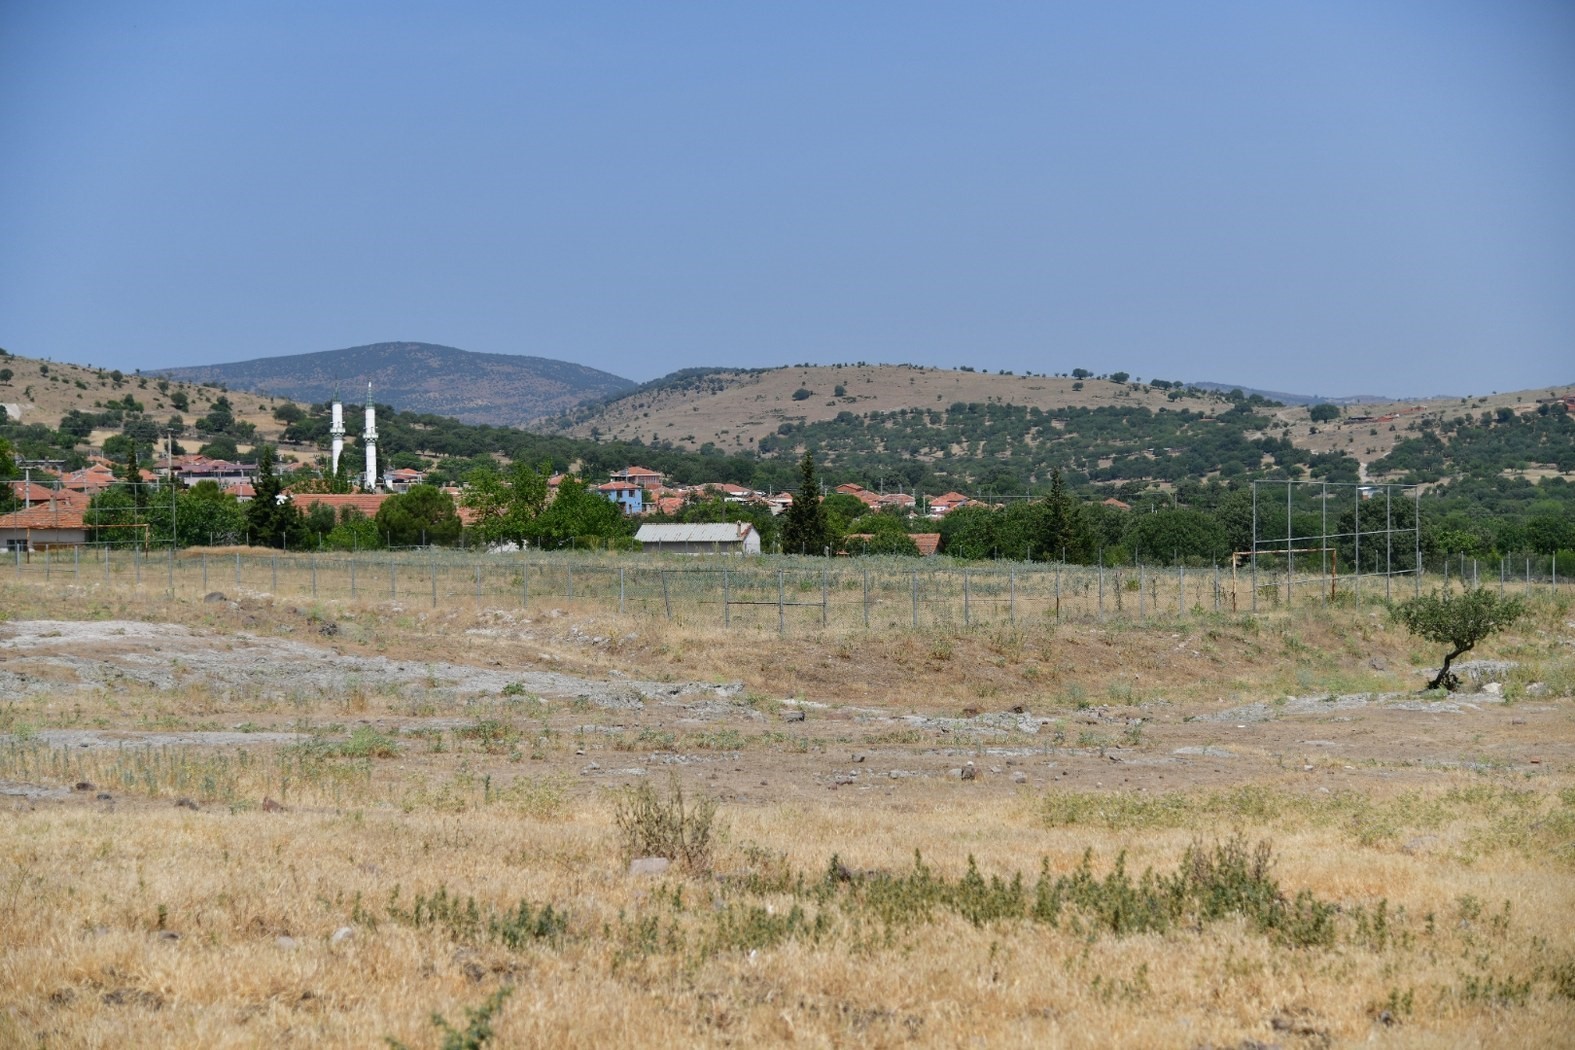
363,383,378,491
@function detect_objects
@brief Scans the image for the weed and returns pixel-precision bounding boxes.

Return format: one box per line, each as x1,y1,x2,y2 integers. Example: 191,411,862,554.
612,778,718,873
386,987,513,1050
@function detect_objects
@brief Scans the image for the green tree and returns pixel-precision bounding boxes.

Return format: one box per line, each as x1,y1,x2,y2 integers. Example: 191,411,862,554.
1123,508,1230,564
781,452,831,555
462,461,550,548
0,437,16,514
375,484,462,547
1308,403,1342,423
325,508,383,550
1391,587,1527,691
528,475,631,550
246,445,306,549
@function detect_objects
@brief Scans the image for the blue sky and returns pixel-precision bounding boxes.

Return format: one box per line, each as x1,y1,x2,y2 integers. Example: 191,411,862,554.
2,1,1571,397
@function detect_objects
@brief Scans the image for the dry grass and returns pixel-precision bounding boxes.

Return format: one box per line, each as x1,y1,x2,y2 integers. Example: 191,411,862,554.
2,575,1573,1047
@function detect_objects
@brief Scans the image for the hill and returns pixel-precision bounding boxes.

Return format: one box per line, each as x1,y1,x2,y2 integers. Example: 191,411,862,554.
152,342,635,428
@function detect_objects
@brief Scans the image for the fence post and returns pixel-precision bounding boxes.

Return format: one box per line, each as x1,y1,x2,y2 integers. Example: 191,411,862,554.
1526,556,1531,594
310,553,317,599
620,567,626,615
1179,563,1185,616
963,570,970,626
521,557,529,608
661,570,672,621
567,563,574,599
235,551,240,587
911,571,919,629
863,569,870,629
430,555,437,607
778,570,786,634
1009,569,1016,624
475,563,482,605
74,545,80,581
1098,557,1105,622
203,552,209,593
168,547,175,595
389,555,396,600
271,553,277,594
1054,564,1061,622
104,544,110,583
821,569,828,627
723,569,730,627
351,555,357,599
1139,563,1145,618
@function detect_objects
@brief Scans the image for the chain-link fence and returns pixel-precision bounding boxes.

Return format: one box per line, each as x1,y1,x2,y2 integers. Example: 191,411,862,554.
8,545,1567,633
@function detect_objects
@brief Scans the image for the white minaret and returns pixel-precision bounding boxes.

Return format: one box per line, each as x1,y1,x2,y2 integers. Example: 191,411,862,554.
329,395,346,478
362,382,378,491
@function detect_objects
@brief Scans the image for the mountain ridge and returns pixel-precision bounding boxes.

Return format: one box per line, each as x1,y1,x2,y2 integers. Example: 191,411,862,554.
152,342,635,427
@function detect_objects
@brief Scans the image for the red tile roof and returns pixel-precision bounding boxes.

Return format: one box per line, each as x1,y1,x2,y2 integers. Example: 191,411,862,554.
0,502,87,530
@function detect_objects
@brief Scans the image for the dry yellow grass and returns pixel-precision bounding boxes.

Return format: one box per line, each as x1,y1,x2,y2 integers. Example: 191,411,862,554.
2,574,1572,1048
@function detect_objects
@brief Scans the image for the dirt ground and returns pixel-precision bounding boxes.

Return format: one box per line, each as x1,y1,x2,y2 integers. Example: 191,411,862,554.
3,605,1566,814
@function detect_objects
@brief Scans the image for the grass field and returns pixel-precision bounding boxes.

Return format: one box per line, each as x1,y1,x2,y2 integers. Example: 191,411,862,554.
1,567,1572,1048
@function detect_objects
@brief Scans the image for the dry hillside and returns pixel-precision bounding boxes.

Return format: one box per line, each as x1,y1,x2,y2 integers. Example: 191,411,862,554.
545,365,1229,452
0,351,307,463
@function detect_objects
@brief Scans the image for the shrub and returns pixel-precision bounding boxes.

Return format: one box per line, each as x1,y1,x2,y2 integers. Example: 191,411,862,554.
613,778,718,873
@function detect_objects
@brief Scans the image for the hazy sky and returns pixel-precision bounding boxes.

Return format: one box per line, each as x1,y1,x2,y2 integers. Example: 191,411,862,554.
2,2,1571,397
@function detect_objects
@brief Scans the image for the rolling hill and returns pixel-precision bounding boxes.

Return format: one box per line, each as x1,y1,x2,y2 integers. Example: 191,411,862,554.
152,342,635,428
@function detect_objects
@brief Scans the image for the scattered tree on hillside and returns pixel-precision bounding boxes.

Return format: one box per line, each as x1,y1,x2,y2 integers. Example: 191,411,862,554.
1391,587,1526,691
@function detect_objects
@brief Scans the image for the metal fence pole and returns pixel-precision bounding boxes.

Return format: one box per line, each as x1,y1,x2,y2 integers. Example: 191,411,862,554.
389,555,396,600
778,570,785,634
821,569,828,627
723,569,730,627
1054,564,1060,622
430,555,437,607
963,570,971,626
567,563,574,600
310,553,316,599
1139,562,1145,618
863,569,870,628
351,555,357,599
203,552,209,593
74,545,80,581
911,571,918,628
168,547,175,595
235,551,240,587
1179,563,1185,616
1009,569,1016,624
662,570,672,621
620,567,627,616
1098,557,1105,622
475,563,482,604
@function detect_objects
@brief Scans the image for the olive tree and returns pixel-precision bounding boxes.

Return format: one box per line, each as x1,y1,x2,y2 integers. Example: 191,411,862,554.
1391,587,1526,691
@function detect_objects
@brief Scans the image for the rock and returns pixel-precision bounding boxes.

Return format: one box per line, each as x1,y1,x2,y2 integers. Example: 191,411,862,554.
317,622,339,637
203,592,228,603
95,792,112,801
73,781,96,792
783,710,806,723
330,926,355,945
1368,656,1388,671
1482,681,1503,696
628,856,671,876
959,763,978,782
1526,682,1548,697
960,707,980,718
156,930,180,942
275,936,298,950
261,797,286,813
1009,704,1026,714
173,797,199,811
1011,771,1028,784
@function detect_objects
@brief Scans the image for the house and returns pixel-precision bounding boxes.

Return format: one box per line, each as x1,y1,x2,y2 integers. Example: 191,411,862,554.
927,492,972,518
383,467,426,492
611,465,665,490
765,492,794,516
0,497,90,551
1102,497,1133,511
597,481,644,515
634,522,761,555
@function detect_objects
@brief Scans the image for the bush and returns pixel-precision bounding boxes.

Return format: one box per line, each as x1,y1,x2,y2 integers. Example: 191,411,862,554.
613,778,718,873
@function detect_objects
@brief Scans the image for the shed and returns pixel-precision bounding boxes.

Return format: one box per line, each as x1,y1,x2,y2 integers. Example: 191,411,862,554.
635,522,761,555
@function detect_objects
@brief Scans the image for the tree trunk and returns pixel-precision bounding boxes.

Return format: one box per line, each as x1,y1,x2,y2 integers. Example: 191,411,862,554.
1427,644,1471,692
